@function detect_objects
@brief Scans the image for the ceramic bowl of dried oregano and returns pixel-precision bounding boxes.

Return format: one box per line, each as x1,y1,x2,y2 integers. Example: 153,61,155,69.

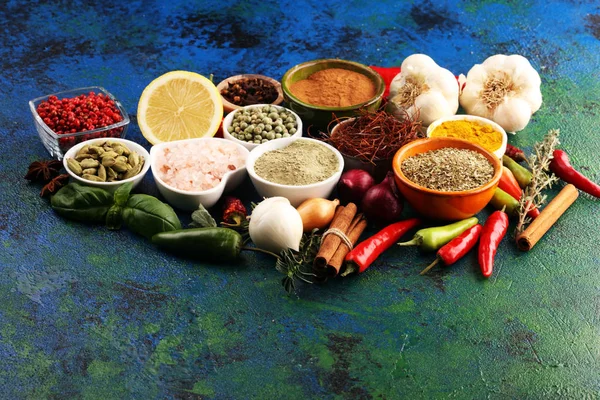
392,137,502,221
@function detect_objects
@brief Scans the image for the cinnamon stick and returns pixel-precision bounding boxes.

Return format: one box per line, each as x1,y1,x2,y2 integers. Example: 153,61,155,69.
313,203,358,272
516,184,579,251
326,214,368,277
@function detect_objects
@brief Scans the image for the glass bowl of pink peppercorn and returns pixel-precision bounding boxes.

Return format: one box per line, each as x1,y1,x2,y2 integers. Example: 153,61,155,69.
29,86,130,159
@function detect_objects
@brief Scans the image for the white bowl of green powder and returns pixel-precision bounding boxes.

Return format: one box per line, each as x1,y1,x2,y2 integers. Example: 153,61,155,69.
246,137,344,207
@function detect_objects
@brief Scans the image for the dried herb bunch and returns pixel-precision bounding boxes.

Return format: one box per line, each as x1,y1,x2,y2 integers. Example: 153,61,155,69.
515,129,561,235
322,109,423,164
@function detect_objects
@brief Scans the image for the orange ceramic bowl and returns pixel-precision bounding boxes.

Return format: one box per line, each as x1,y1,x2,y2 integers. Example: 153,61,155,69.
392,137,502,221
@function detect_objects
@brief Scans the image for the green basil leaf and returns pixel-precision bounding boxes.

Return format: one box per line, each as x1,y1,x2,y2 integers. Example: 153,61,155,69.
50,183,113,223
113,182,133,206
122,194,182,239
189,203,217,228
106,204,123,230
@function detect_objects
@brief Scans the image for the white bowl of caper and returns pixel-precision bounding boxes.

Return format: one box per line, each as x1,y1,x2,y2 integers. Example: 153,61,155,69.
63,138,150,193
222,103,303,151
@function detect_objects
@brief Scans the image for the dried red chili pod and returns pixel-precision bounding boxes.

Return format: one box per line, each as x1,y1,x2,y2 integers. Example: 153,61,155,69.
505,143,527,162
221,196,248,228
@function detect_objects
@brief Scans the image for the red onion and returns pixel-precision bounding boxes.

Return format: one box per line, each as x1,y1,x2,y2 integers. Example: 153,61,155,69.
337,169,376,205
361,172,403,223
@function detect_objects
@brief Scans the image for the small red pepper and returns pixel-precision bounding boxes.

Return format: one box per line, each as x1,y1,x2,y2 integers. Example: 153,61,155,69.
550,149,600,198
420,224,483,275
478,210,509,278
505,143,527,163
341,218,421,276
498,166,523,201
496,167,539,219
221,196,247,227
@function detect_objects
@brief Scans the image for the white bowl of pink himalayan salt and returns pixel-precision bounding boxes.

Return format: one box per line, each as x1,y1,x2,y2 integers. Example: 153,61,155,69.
150,138,250,210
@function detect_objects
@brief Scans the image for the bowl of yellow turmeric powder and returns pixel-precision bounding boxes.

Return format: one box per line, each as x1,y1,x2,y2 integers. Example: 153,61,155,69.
426,115,507,158
281,59,385,135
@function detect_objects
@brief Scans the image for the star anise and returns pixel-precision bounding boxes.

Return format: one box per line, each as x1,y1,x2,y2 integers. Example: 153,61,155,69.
25,159,63,183
40,174,69,198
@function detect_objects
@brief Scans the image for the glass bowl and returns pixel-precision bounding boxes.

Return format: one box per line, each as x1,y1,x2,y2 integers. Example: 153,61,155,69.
29,86,130,159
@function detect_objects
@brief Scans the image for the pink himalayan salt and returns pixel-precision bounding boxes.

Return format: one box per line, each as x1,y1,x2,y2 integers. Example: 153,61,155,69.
156,140,246,192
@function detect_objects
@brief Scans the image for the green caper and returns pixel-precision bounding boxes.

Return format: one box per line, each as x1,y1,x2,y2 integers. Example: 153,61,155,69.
240,122,248,129
286,123,295,130
282,133,290,138
254,127,262,134
274,126,283,133
266,132,275,140
227,126,234,133
245,133,253,141
268,112,279,120
275,133,282,139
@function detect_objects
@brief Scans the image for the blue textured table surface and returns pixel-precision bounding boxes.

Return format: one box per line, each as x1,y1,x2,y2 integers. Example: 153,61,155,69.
1,1,599,399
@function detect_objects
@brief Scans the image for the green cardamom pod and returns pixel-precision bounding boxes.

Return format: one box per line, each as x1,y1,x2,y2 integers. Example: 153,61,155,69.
112,161,129,173
88,146,105,155
122,163,142,180
82,174,104,182
107,167,118,179
98,164,107,181
101,157,117,168
80,158,100,169
82,168,97,175
66,158,83,175
128,152,140,168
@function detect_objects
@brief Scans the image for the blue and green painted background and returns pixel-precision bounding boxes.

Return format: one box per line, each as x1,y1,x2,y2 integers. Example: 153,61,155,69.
1,0,599,398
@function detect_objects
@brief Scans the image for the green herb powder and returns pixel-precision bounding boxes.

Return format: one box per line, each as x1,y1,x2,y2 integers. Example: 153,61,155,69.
254,141,339,185
401,147,494,191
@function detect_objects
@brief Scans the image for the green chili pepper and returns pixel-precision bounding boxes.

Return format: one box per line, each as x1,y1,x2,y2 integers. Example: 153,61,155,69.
503,155,533,188
151,227,243,262
489,187,520,216
397,217,479,252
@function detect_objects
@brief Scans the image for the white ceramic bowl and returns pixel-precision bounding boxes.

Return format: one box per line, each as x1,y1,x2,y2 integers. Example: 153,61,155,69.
246,137,344,207
426,114,507,159
63,138,150,193
150,137,250,211
222,104,303,151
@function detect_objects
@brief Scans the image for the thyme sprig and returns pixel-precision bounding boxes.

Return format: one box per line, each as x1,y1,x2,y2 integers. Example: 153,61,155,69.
515,129,561,235
275,230,321,295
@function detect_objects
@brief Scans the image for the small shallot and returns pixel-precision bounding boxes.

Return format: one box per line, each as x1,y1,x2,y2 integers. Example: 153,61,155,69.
361,172,403,223
296,198,340,232
337,169,376,205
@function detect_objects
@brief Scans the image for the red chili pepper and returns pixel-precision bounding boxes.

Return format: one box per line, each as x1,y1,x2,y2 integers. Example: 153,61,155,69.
497,166,539,219
505,143,527,163
420,224,483,275
341,218,421,276
498,166,522,201
478,210,509,278
550,149,600,198
221,196,247,227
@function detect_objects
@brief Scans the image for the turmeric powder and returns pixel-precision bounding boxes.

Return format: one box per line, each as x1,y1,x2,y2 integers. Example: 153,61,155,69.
430,120,503,152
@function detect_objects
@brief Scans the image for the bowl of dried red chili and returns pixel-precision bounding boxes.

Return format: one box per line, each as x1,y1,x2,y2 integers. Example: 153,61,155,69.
29,86,130,159
217,74,284,114
392,137,502,221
